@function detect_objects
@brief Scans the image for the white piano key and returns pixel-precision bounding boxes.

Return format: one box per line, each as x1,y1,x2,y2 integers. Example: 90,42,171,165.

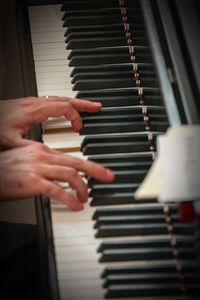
33,48,67,61
37,82,73,91
30,25,65,33
36,71,70,81
34,59,67,67
43,132,84,149
29,5,148,300
37,89,76,98
31,32,64,43
43,118,71,130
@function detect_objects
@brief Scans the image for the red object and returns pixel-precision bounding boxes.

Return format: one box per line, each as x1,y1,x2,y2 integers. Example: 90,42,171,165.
180,202,196,222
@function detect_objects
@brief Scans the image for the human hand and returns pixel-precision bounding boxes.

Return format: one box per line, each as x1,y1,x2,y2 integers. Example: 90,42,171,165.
0,143,115,210
0,96,102,149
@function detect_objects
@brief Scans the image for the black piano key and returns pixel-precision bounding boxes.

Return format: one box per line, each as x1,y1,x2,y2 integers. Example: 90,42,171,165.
62,6,143,16
88,160,152,171
67,37,149,49
61,1,141,12
88,170,147,186
80,107,169,134
63,7,141,16
91,162,152,172
99,247,197,263
69,54,153,68
98,236,194,252
95,223,194,238
100,247,173,262
105,284,200,298
90,193,156,206
81,105,166,118
89,182,139,193
81,132,153,148
60,2,200,299
184,274,200,284
101,261,198,277
81,132,159,153
82,115,144,123
63,13,145,28
82,141,152,155
103,272,200,287
94,213,177,228
71,69,157,83
80,121,168,135
76,86,161,96
89,183,139,196
82,116,167,125
185,285,200,297
77,93,164,107
65,31,147,43
104,283,181,298
103,272,179,287
62,8,142,19
70,63,155,77
69,53,153,69
68,51,153,67
73,78,158,90
78,95,139,107
95,223,168,238
64,23,145,37
88,152,153,165
68,45,151,60
92,204,176,220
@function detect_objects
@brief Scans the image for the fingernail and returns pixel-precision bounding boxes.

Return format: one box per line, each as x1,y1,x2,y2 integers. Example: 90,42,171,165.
106,169,115,180
93,102,102,107
76,203,84,211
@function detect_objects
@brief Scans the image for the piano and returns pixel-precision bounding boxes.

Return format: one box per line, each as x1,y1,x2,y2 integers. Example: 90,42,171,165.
4,0,200,299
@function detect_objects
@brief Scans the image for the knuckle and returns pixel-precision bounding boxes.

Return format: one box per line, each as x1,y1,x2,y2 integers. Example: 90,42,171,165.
67,168,77,178
25,172,39,184
72,157,82,168
25,96,39,104
31,144,47,161
35,143,47,151
45,184,59,197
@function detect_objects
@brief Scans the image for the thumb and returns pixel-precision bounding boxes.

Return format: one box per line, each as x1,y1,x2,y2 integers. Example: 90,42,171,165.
7,132,36,148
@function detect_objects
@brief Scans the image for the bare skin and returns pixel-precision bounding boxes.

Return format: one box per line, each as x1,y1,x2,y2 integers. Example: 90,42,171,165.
0,143,114,210
0,97,115,209
0,96,102,149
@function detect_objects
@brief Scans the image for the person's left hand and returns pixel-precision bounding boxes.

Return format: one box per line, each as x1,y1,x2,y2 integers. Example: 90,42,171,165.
0,96,102,149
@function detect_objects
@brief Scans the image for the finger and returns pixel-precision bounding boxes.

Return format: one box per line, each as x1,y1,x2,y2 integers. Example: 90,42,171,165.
30,100,83,131
67,98,102,112
39,179,84,210
20,126,30,136
0,131,33,149
46,151,115,183
42,97,102,113
11,135,39,148
41,165,88,203
64,105,83,132
24,97,102,131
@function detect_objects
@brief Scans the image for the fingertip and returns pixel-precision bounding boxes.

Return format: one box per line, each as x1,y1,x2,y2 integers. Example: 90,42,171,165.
85,100,102,111
105,169,115,181
68,199,84,211
71,119,82,132
93,101,102,107
79,191,88,204
73,204,84,211
92,102,102,110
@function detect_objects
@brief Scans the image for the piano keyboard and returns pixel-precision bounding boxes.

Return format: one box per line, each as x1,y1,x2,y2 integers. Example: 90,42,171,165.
28,1,200,300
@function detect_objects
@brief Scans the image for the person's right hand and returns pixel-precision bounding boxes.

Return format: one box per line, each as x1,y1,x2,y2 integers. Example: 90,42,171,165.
0,143,115,210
